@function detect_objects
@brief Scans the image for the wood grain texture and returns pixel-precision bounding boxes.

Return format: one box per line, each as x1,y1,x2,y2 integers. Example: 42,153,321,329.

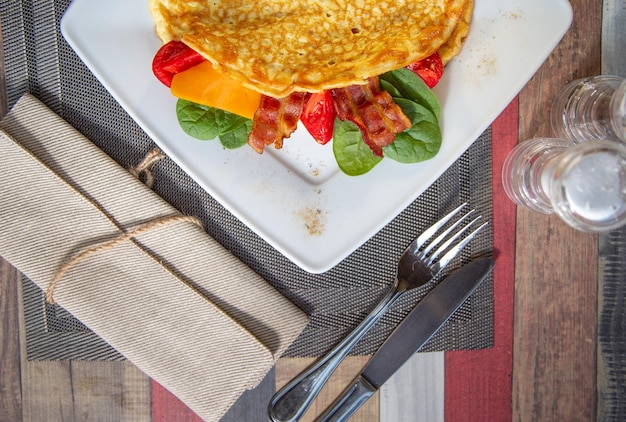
513,0,601,420
0,24,21,422
17,285,75,422
16,268,152,422
119,364,152,421
601,0,626,77
70,362,151,422
19,360,152,422
275,356,378,422
20,360,75,421
444,94,518,422
0,259,22,422
380,352,444,422
513,213,598,421
0,25,7,118
152,368,276,422
152,381,203,422
518,0,603,140
220,370,276,422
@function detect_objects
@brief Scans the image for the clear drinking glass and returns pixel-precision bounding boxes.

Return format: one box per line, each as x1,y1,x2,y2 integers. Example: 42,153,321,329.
502,138,626,232
551,75,626,143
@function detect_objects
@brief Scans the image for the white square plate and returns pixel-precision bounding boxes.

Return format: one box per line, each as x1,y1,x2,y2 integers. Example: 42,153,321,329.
61,0,572,273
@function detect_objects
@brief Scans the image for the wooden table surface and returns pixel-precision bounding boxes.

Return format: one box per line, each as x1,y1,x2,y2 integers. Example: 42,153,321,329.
1,0,623,421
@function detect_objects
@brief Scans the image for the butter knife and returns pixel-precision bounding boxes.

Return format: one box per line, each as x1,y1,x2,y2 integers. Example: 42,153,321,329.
315,257,495,422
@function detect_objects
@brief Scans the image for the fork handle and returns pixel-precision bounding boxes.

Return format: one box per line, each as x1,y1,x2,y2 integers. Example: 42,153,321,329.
268,287,402,422
314,375,376,422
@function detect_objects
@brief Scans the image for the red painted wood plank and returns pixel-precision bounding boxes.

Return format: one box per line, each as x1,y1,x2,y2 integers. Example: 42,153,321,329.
444,98,518,421
151,380,203,422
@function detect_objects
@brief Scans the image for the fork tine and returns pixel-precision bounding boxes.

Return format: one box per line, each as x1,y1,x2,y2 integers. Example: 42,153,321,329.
425,214,482,265
429,220,489,273
415,203,467,250
417,209,474,260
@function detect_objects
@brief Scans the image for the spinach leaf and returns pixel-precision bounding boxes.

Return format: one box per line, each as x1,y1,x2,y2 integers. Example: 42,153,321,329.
379,79,402,98
332,119,382,176
382,121,442,163
333,68,443,174
376,69,443,165
392,97,438,126
176,99,251,148
380,68,440,120
219,119,252,149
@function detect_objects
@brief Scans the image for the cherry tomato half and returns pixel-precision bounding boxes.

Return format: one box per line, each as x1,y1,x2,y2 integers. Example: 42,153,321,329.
406,53,444,88
152,41,205,87
301,91,335,145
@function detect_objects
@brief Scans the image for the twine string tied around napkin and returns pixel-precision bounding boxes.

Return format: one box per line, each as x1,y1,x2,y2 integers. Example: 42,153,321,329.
45,147,202,304
128,148,165,188
45,214,203,304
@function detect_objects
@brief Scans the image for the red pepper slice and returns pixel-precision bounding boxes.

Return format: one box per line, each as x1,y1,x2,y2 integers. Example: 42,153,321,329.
301,91,335,145
406,53,444,88
152,40,205,87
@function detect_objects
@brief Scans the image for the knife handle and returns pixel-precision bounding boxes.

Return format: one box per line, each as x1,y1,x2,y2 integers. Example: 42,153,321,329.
268,287,401,422
314,376,376,422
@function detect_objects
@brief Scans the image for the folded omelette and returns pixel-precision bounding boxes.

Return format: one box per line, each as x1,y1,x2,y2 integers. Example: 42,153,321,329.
149,0,472,97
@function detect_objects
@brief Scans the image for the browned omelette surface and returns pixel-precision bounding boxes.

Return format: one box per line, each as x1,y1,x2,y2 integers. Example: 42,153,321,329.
150,0,471,97
439,0,473,65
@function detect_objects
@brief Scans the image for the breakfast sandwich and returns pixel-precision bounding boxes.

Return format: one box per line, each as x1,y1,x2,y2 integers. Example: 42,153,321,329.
148,0,473,175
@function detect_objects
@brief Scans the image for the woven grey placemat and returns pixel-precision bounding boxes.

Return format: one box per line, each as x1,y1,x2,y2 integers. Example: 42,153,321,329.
3,0,493,360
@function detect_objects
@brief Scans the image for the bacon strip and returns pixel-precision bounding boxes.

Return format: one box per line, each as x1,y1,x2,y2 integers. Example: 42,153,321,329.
331,77,411,156
248,92,308,153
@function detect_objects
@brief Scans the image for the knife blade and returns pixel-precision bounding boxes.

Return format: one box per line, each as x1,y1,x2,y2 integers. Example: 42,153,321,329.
314,257,495,422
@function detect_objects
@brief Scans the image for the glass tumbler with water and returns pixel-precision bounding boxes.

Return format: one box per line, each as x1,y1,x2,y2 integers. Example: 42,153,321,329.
502,138,626,232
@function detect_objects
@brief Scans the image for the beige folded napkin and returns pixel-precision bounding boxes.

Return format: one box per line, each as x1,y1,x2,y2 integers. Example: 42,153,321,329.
0,94,309,422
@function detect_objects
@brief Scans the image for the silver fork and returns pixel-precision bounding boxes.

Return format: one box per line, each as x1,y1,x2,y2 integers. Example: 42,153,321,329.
268,203,488,422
